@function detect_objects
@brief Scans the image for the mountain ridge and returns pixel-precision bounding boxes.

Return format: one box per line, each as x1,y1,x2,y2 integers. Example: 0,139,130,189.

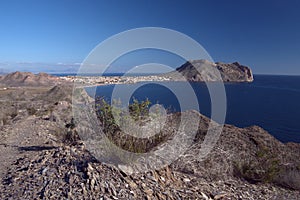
0,71,67,87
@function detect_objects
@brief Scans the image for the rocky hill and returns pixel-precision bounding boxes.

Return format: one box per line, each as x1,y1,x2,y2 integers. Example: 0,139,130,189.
36,85,73,103
164,60,254,82
0,85,300,199
0,71,67,87
0,98,299,199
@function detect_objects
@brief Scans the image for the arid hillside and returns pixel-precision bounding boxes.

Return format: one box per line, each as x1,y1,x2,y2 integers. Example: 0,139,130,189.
0,71,68,87
0,73,299,199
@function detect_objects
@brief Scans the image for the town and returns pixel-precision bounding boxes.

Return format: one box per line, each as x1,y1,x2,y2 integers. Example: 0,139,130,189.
60,75,172,86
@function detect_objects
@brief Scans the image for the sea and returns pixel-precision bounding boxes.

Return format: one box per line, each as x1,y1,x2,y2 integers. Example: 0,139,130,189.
79,74,300,143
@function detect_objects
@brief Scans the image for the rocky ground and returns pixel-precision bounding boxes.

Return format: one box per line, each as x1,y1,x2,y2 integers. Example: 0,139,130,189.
0,73,299,199
1,143,299,200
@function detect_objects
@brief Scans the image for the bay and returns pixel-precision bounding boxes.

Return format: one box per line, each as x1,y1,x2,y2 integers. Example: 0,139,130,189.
86,75,300,143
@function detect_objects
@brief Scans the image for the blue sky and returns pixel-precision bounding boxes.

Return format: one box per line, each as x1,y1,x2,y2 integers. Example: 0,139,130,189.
0,0,300,74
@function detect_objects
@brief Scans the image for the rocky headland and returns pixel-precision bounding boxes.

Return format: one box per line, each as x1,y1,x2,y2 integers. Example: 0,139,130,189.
0,71,299,199
164,60,254,82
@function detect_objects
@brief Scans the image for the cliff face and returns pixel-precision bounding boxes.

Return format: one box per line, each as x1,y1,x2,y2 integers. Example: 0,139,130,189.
165,59,254,82
215,61,254,82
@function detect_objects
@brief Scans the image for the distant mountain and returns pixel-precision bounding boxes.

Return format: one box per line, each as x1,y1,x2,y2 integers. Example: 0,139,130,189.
164,60,253,82
0,71,67,87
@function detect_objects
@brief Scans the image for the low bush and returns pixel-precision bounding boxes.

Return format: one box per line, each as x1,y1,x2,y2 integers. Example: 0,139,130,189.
275,166,300,191
27,107,37,115
94,98,173,153
234,147,280,183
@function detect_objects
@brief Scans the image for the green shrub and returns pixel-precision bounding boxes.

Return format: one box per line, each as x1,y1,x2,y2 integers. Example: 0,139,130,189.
128,98,150,121
94,98,172,153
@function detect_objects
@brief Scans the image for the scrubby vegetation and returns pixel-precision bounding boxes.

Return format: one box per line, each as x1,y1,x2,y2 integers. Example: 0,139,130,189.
234,146,300,191
63,118,80,145
94,97,175,153
26,107,37,115
275,166,300,190
234,146,279,183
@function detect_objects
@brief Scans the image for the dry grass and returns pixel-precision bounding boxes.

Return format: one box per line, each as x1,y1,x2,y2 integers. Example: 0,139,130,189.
275,167,300,190
234,146,300,191
233,146,281,183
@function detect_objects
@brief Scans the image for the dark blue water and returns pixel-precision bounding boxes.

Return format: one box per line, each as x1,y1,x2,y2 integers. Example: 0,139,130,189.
86,75,300,143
